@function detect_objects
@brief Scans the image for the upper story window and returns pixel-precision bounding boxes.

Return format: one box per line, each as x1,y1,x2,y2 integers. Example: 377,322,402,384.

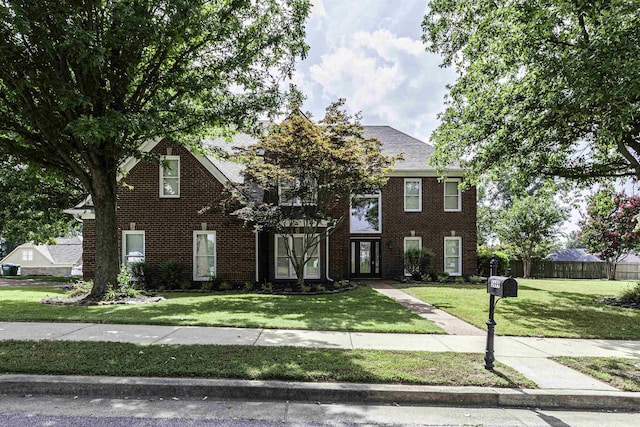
404,178,422,212
22,250,33,261
122,231,145,266
278,176,316,206
350,193,381,233
444,178,462,212
160,155,180,198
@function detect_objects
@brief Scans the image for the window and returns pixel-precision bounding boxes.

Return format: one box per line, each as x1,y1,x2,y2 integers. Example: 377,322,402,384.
444,179,461,211
22,250,33,261
160,155,180,198
122,231,145,266
278,176,316,206
404,237,422,276
350,193,381,233
404,179,422,212
275,234,320,279
193,231,216,281
444,237,462,276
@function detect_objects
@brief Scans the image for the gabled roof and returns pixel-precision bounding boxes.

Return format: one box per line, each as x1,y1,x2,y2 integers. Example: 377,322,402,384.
0,237,82,266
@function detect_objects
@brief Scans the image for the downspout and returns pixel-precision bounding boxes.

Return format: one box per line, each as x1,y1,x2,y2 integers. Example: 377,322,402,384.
255,231,259,283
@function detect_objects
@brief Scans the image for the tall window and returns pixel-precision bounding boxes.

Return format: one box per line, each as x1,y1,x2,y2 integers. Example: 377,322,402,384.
350,193,381,233
160,155,180,198
404,179,422,212
122,231,145,266
444,236,462,276
404,237,422,276
275,234,320,279
444,178,461,212
22,250,33,261
193,231,216,281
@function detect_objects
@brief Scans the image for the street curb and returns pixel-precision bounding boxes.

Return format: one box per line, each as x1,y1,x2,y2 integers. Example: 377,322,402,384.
1,375,639,411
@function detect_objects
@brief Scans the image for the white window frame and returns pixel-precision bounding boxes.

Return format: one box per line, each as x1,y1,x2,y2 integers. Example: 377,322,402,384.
350,193,382,234
404,178,422,212
278,176,317,206
444,178,462,212
122,231,145,266
403,236,423,276
22,250,33,261
193,231,216,281
159,155,180,198
444,236,462,276
274,234,321,279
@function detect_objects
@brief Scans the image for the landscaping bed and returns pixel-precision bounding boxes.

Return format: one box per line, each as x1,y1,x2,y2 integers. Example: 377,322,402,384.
0,340,534,388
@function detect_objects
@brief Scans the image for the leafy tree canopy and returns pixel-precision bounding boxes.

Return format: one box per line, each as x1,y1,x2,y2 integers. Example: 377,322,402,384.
423,0,640,185
0,0,309,296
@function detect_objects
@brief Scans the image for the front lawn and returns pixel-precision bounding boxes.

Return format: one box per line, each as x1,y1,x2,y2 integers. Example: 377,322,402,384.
0,340,533,388
0,286,442,333
398,279,640,339
554,357,640,392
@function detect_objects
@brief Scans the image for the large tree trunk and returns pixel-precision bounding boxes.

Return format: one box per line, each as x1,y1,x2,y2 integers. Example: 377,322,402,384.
522,257,531,279
88,164,120,300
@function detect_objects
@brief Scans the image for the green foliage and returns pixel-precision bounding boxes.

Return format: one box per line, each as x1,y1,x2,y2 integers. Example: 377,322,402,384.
495,194,566,278
619,283,640,305
436,272,450,283
158,261,189,290
469,275,483,284
219,281,233,291
423,1,640,183
129,261,154,290
403,247,435,280
0,1,310,296
580,189,640,279
477,249,510,277
230,100,399,285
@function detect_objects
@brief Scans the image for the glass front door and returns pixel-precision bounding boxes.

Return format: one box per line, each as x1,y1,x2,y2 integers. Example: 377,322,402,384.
350,239,381,278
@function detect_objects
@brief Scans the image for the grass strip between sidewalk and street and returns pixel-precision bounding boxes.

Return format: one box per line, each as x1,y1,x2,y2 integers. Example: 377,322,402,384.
398,279,640,339
0,286,442,333
0,340,534,388
553,356,640,392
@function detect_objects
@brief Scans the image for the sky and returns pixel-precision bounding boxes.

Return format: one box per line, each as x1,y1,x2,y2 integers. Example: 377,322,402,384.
291,0,454,143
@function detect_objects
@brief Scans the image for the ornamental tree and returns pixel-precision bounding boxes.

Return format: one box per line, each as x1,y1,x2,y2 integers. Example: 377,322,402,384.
229,100,398,286
495,193,566,278
0,0,309,298
423,1,640,184
580,190,640,280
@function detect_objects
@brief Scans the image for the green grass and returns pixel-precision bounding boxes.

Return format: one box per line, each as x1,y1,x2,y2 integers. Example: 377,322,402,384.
0,340,533,388
0,286,442,333
397,279,640,339
554,357,640,391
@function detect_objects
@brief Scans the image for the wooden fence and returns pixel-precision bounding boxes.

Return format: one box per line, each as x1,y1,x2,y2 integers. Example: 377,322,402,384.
508,260,640,280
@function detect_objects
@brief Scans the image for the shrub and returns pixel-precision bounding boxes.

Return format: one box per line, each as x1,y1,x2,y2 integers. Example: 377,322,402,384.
437,272,450,283
129,261,154,289
243,281,255,292
219,281,233,291
261,282,273,292
403,247,435,280
201,280,214,291
454,276,465,284
469,275,483,284
159,260,189,290
477,249,510,276
619,283,640,304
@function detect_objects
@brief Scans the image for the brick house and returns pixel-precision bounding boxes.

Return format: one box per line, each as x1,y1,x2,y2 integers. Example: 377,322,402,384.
67,126,477,284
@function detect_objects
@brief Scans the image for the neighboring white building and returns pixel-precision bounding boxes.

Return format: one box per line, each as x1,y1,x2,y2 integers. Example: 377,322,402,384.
0,237,82,276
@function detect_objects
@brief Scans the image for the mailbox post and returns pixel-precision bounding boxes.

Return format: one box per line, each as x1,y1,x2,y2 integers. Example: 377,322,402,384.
484,254,518,370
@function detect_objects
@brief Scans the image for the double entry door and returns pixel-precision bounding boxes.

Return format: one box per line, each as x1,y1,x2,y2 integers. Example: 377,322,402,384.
350,239,381,278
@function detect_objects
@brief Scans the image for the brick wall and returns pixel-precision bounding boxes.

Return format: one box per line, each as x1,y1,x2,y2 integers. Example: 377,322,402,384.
329,177,477,280
83,139,256,283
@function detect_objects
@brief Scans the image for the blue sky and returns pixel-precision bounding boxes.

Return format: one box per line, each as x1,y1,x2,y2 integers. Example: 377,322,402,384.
292,0,455,143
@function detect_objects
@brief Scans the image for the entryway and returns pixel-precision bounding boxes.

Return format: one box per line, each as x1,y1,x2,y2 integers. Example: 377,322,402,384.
350,239,381,278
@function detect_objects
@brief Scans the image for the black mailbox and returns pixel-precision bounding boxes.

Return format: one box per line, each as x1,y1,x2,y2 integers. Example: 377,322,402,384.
487,276,518,298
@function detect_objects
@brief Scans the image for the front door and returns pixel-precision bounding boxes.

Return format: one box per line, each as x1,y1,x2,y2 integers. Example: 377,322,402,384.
350,239,381,278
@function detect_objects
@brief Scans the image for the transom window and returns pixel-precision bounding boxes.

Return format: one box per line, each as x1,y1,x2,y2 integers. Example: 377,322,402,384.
122,231,145,266
444,179,462,212
278,176,316,206
404,178,422,212
160,155,180,198
350,193,382,233
444,236,462,276
275,234,320,279
193,231,216,281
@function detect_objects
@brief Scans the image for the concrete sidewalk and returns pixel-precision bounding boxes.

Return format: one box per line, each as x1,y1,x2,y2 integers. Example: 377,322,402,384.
1,320,639,410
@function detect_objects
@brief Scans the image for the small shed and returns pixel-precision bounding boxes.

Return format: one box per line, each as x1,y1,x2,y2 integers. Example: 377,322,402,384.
0,236,82,276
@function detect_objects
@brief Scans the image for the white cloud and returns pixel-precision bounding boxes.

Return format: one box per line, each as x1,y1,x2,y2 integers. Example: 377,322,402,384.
310,0,326,19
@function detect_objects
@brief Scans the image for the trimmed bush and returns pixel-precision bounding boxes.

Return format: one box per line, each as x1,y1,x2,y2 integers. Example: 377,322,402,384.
403,247,435,280
477,249,510,276
129,261,154,289
159,260,189,290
